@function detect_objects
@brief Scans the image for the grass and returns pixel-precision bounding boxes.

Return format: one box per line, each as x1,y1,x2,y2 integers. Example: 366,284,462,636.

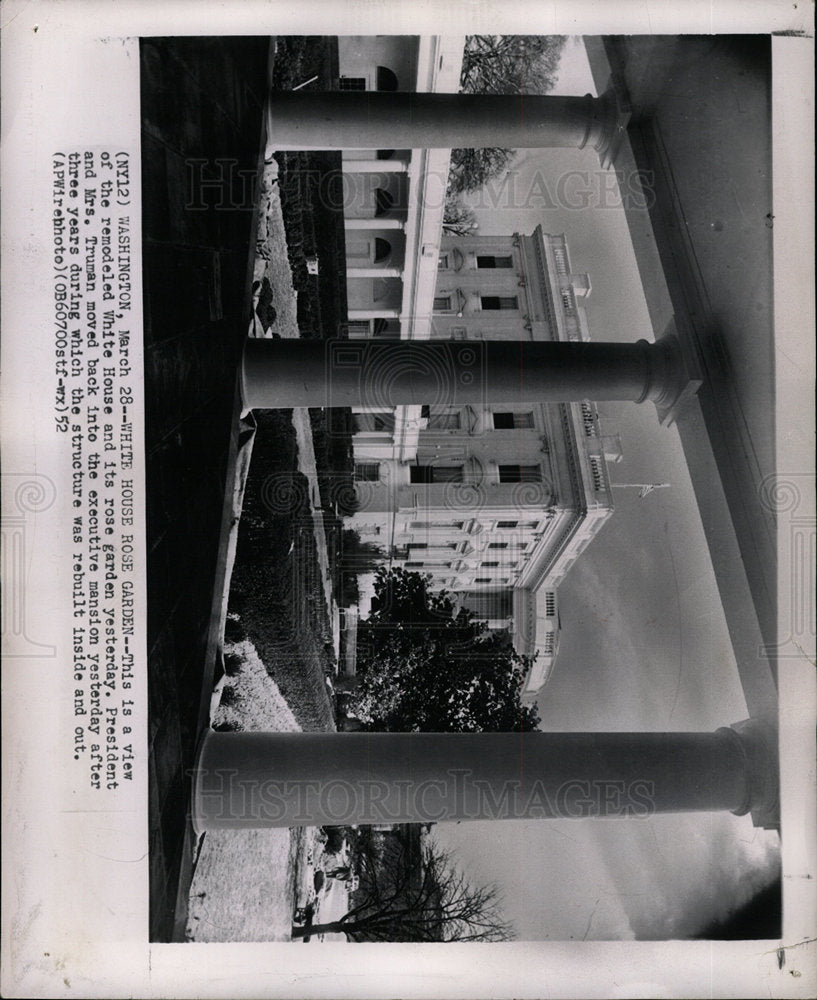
187,643,305,941
227,408,336,732
272,37,347,341
186,828,298,941
267,34,358,612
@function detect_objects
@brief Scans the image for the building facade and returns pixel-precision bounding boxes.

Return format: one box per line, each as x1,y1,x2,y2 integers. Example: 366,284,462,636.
346,227,620,701
338,38,618,701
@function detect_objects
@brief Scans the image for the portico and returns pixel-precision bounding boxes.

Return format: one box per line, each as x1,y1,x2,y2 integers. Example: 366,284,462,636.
192,64,780,837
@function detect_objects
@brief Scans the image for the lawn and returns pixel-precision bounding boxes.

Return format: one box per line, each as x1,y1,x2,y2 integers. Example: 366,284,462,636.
225,35,356,731
227,407,336,732
187,640,312,941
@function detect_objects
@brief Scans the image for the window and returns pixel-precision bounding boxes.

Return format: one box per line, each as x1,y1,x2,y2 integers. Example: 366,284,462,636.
481,561,500,567
475,578,491,584
372,318,399,340
376,66,398,91
374,238,392,263
410,521,464,530
437,254,449,270
410,465,463,484
346,320,370,338
353,412,395,433
545,592,556,617
354,463,380,482
339,76,366,90
488,542,508,550
433,295,452,312
375,188,394,217
493,411,534,429
481,295,518,310
499,464,541,483
496,520,518,529
477,255,513,268
426,409,461,430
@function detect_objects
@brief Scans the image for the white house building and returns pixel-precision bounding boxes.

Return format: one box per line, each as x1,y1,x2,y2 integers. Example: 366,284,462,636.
346,226,620,701
337,38,619,701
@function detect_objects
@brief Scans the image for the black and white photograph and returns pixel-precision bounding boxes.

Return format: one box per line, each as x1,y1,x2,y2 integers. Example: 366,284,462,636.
145,32,783,944
1,2,815,997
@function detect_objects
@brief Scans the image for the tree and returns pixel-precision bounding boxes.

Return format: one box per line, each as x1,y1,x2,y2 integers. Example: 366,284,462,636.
442,194,479,236
337,528,385,607
449,35,568,196
350,567,540,732
460,35,567,96
339,528,385,575
291,835,513,942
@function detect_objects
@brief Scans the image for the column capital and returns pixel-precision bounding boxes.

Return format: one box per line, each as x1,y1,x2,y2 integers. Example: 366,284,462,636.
635,334,702,425
590,88,632,169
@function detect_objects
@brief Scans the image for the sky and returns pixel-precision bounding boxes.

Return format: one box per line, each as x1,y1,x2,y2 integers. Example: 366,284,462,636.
431,36,781,942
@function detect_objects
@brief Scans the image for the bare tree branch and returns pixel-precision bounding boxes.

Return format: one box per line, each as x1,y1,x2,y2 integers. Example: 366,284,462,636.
292,831,514,942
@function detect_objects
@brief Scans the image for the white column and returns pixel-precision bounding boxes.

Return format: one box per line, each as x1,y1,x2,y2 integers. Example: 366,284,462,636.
348,309,400,320
343,158,410,173
269,91,627,164
347,266,402,279
345,218,405,230
240,337,692,412
192,721,779,831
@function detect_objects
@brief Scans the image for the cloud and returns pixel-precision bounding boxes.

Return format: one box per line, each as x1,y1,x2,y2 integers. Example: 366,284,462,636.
605,814,781,940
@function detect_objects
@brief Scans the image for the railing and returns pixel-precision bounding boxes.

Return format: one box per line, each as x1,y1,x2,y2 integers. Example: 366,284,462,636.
589,455,605,493
580,401,597,437
552,244,569,276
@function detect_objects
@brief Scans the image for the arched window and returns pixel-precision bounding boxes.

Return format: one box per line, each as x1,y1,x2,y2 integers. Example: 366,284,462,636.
376,66,398,91
374,188,394,217
374,238,392,262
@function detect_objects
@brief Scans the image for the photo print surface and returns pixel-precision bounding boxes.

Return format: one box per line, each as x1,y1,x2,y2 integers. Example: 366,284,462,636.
141,33,782,945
